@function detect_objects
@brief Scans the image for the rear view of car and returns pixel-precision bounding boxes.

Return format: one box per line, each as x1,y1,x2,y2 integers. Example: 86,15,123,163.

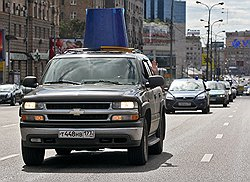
165,78,210,114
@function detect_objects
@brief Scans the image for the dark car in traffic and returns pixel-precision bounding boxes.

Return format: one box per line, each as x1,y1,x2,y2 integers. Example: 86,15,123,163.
165,78,210,114
0,84,23,106
205,81,229,107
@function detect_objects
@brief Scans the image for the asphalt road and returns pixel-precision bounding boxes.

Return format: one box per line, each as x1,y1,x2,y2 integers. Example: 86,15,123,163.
0,96,249,182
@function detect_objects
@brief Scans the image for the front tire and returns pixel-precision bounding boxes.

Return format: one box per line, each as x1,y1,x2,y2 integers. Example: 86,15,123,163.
128,118,148,165
202,105,210,114
10,96,16,106
22,141,45,166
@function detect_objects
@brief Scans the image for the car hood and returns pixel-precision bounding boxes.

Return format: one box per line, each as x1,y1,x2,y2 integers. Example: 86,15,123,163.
168,90,204,98
23,84,142,102
209,90,225,95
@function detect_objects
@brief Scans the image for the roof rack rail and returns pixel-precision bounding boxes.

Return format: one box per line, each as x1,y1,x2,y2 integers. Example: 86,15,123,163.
63,46,137,54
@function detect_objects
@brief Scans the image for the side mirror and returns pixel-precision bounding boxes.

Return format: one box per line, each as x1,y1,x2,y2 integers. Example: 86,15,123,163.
146,75,165,88
22,76,38,88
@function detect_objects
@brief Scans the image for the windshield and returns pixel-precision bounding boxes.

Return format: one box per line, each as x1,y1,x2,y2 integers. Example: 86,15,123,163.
0,85,14,92
169,80,204,91
206,82,225,90
42,57,139,85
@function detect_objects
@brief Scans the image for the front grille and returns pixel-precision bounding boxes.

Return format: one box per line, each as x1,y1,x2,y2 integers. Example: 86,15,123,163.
174,102,196,107
47,114,109,120
175,97,194,100
46,103,110,110
0,95,7,99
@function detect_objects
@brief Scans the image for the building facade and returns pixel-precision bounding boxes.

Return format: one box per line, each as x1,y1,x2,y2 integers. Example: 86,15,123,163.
0,0,60,84
145,0,186,23
186,35,202,71
225,31,250,76
144,0,186,78
143,21,176,81
59,0,91,23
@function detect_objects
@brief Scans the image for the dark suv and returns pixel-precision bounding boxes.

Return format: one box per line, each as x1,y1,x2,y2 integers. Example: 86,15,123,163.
20,48,166,166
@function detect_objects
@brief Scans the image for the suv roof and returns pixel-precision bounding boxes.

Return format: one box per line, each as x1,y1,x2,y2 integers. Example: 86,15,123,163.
54,47,147,60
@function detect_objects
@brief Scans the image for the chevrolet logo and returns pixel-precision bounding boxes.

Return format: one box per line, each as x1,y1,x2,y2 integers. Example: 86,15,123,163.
69,108,85,116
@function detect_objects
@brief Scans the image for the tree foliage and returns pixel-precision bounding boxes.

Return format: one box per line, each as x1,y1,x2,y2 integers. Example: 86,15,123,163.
59,20,85,39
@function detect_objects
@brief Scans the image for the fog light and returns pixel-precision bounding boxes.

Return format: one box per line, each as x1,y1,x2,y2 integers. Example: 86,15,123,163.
21,115,44,121
34,115,44,121
111,114,139,121
30,138,42,143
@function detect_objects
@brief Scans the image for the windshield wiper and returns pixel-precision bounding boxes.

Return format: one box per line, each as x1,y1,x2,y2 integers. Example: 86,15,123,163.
44,80,81,85
83,80,122,85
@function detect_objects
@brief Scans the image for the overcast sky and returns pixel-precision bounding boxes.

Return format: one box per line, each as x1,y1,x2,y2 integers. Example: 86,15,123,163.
186,0,249,44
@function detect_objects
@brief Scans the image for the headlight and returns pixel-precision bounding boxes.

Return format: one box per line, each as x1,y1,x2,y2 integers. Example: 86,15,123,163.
23,102,44,109
197,93,205,99
112,101,138,109
219,94,225,97
6,93,11,98
166,94,175,100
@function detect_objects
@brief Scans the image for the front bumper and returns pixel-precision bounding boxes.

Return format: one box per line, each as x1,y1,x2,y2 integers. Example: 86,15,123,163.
166,99,208,111
209,96,226,104
20,126,143,149
0,97,11,103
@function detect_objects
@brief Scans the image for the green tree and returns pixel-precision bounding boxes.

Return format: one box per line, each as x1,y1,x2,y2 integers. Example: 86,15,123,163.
59,20,85,39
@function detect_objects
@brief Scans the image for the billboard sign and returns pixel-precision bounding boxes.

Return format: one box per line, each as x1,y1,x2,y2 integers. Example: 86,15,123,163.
231,39,250,48
187,29,200,36
202,53,214,69
49,38,83,59
212,41,224,48
0,29,5,61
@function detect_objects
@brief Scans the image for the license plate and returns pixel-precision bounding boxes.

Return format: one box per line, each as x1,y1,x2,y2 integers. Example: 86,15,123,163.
58,130,95,139
210,98,216,101
178,102,191,106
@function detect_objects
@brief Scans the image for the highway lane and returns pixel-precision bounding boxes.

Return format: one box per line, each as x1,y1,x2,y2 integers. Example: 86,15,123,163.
0,97,249,182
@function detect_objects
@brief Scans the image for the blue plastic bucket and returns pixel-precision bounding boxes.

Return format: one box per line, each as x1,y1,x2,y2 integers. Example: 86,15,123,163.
84,8,128,48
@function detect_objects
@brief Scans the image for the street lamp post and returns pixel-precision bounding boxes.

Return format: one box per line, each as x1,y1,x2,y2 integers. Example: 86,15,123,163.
210,19,223,80
6,0,11,83
170,0,174,80
214,30,225,79
196,1,224,80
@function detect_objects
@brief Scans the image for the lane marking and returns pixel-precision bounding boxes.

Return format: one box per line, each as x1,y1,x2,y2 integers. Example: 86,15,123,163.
1,124,18,128
228,115,233,118
216,134,223,139
233,110,236,113
0,154,19,161
201,154,213,162
224,122,230,126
